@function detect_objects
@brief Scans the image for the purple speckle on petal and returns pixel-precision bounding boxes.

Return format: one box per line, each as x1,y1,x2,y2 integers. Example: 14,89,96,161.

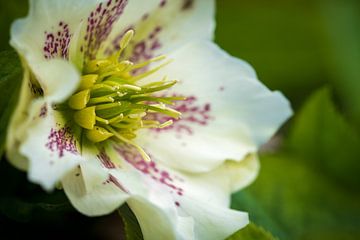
142,13,149,21
182,0,194,10
115,144,184,196
160,0,167,7
105,24,163,73
103,174,129,192
43,21,71,59
83,0,128,60
39,103,48,118
45,126,78,158
97,149,116,169
146,95,213,136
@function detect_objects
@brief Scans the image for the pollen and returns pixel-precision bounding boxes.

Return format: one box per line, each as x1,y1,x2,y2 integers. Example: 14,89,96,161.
67,30,184,161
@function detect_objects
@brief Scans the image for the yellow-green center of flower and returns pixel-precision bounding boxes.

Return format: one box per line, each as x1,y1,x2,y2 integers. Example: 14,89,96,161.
67,30,183,160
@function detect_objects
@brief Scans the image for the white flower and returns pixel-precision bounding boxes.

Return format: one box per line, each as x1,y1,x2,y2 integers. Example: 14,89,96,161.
7,0,292,239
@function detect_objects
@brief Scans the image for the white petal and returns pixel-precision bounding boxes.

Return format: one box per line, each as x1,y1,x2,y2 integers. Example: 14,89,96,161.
101,0,215,58
10,0,103,63
210,154,260,193
7,60,80,174
137,41,292,173
178,196,248,240
127,197,187,240
63,143,132,216
62,160,129,216
63,143,253,238
10,0,131,73
19,100,82,190
33,59,80,102
107,144,252,239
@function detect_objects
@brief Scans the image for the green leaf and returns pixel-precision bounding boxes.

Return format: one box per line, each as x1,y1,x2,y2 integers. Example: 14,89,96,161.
232,154,360,240
0,50,22,156
231,88,360,239
215,0,328,108
287,87,360,190
0,0,28,50
0,158,74,223
118,204,143,240
227,222,277,240
319,0,360,126
231,191,286,239
232,88,360,240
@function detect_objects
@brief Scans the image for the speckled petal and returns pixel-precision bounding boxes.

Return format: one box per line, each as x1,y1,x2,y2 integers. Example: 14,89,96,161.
19,99,82,190
136,41,292,173
100,0,215,60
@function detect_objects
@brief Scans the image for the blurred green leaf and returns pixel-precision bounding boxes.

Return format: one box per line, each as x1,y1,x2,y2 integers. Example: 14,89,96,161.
0,50,22,156
227,222,277,240
119,204,143,240
319,0,360,128
0,158,74,223
231,191,286,239
216,0,329,109
0,0,28,50
231,88,360,239
287,87,360,190
232,154,360,240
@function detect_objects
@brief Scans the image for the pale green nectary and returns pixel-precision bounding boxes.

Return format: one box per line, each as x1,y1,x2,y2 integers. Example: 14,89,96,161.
7,0,292,239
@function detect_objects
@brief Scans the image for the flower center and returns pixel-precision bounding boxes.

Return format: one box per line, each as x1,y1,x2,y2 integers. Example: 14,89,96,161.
67,30,183,160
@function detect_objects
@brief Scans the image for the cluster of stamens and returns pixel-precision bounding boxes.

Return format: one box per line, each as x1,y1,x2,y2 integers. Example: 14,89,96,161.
67,30,183,161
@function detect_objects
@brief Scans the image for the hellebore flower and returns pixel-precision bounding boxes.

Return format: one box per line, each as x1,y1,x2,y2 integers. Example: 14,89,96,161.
7,0,292,239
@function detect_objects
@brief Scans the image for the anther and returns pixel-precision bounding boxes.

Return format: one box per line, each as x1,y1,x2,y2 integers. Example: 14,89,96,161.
86,126,114,142
84,59,112,74
88,95,115,105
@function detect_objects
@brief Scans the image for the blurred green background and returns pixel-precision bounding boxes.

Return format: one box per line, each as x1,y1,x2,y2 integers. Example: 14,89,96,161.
0,0,359,239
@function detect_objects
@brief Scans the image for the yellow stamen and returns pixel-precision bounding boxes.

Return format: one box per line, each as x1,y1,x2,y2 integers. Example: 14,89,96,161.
86,126,114,142
95,116,110,125
130,55,167,70
113,29,134,61
130,60,173,82
158,120,174,128
84,59,112,74
108,114,124,124
88,94,116,105
106,125,151,162
91,83,115,91
95,102,122,110
66,29,183,160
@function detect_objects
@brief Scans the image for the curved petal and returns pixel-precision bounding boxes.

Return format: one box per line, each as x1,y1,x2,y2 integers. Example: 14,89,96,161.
19,99,82,190
128,194,248,240
6,66,33,171
110,144,250,239
63,142,131,216
101,0,215,59
127,197,189,240
62,164,129,216
211,154,260,193
136,41,292,173
10,0,103,63
7,60,80,172
178,195,248,240
34,59,80,102
63,142,252,239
